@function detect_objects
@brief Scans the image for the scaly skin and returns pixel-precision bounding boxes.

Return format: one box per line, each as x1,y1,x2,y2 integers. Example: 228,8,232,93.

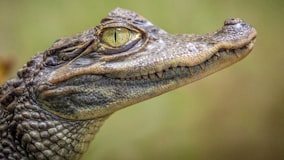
0,8,256,160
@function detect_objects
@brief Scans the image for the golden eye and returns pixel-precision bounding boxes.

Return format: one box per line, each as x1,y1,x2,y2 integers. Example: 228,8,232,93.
99,26,144,55
102,27,138,47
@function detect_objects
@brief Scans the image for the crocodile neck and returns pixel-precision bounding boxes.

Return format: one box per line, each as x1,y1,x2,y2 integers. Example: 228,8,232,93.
0,8,256,160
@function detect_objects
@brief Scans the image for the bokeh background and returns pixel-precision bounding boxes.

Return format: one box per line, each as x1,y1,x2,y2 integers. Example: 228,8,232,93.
0,0,283,160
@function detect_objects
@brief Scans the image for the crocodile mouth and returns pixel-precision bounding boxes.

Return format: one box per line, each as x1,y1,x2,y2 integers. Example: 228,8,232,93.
109,36,256,81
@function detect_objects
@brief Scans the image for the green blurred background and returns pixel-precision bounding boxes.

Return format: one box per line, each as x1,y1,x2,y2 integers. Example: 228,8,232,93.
0,0,283,160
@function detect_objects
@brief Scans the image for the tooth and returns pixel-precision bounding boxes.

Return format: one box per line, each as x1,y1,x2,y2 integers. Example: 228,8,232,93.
136,76,141,80
200,64,205,70
235,53,241,58
235,49,242,58
142,75,148,80
189,67,194,75
180,66,185,71
172,67,177,71
164,68,169,72
212,55,218,61
149,74,155,80
246,42,253,49
226,49,230,54
208,58,213,63
215,52,220,57
156,72,163,79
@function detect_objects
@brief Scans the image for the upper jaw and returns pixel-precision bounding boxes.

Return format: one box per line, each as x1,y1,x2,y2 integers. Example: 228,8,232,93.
102,18,256,80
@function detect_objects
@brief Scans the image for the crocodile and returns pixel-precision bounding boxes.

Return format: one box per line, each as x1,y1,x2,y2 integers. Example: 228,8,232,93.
0,8,256,160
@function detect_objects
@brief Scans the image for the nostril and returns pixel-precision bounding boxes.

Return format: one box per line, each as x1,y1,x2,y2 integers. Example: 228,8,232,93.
224,18,243,26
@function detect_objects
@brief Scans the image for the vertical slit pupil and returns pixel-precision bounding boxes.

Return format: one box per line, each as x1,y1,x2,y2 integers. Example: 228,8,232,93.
114,29,117,44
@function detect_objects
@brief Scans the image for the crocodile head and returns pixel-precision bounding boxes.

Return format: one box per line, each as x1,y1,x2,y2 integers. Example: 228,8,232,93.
32,8,256,120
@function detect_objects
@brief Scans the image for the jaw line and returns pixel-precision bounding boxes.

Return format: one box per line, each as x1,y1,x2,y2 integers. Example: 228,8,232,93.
104,35,256,82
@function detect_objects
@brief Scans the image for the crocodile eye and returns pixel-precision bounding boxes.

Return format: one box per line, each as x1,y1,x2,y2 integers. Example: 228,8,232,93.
100,27,142,54
102,28,131,47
